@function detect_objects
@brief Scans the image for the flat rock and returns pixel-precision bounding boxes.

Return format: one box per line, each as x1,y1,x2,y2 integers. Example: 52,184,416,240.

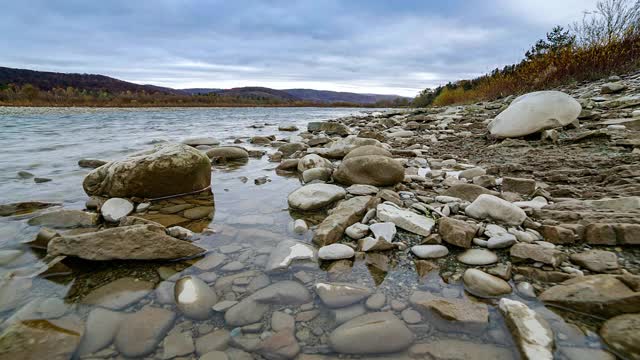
77,308,125,356
600,313,640,360
510,243,566,267
28,209,98,228
81,277,154,310
288,184,346,211
408,339,515,360
0,317,84,360
570,250,619,272
499,298,554,360
48,224,205,260
314,282,372,308
114,306,176,358
457,249,499,265
318,244,355,260
376,202,435,236
411,245,449,259
328,312,414,354
409,291,488,325
265,239,316,272
313,196,377,246
444,183,498,202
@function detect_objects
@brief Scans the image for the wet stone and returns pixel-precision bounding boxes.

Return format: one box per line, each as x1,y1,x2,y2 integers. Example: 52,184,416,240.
457,248,498,265
174,276,218,320
81,277,154,310
115,306,176,358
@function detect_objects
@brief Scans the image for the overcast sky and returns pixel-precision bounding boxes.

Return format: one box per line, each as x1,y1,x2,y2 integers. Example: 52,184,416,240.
0,0,599,97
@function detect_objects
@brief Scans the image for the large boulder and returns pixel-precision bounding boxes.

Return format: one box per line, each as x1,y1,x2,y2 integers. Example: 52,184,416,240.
83,143,211,198
334,155,404,187
47,224,205,260
488,91,581,138
287,184,346,211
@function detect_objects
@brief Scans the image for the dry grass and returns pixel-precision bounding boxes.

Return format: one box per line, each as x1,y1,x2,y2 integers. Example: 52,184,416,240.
431,32,640,106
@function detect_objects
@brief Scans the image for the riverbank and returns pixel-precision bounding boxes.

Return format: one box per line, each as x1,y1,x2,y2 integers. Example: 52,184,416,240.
1,71,639,359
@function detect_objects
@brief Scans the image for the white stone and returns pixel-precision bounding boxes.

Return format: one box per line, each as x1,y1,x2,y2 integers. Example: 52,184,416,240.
346,184,379,196
297,154,333,172
488,91,581,138
318,244,355,260
457,249,498,265
293,219,308,234
166,226,194,240
488,234,517,249
287,183,346,211
514,196,548,210
101,198,134,222
465,194,527,225
499,298,554,360
174,276,218,320
345,223,369,239
376,202,435,236
411,245,449,259
359,237,395,252
369,222,396,242
266,240,316,272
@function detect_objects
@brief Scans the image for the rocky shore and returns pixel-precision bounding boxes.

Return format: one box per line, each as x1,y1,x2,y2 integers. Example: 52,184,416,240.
1,72,640,359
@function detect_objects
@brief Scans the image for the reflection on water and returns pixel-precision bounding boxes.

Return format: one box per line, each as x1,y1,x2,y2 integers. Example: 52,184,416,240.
0,107,614,359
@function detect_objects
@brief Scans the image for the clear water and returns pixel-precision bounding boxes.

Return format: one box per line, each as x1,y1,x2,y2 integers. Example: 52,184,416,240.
0,107,611,359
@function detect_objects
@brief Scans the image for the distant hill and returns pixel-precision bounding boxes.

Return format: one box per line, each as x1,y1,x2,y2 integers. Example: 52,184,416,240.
0,66,409,105
0,66,183,95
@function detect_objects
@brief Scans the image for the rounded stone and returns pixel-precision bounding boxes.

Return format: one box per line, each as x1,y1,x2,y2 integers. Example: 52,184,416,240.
411,245,449,259
100,198,134,223
174,276,218,320
457,249,498,265
287,183,346,211
463,269,512,298
334,155,404,187
329,312,414,354
343,145,392,160
297,154,333,172
600,314,640,359
318,244,355,260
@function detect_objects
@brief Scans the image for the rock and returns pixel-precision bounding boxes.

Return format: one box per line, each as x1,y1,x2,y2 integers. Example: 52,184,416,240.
502,177,536,195
346,184,379,195
163,331,195,359
409,291,489,325
225,281,311,326
600,314,640,360
408,339,514,360
457,249,499,265
278,124,298,131
376,202,435,236
293,219,308,234
358,236,395,252
100,197,133,222
48,224,205,260
318,244,355,260
174,276,218,320
459,167,486,180
585,223,640,245
544,275,640,317
314,282,372,308
200,351,229,360
0,201,59,216
77,308,125,356
444,183,498,202
540,225,576,244
463,269,512,298
334,155,404,187
195,329,230,355
257,329,299,360
309,122,350,136
499,298,553,360
488,91,581,138
586,196,640,211
510,243,567,267
287,184,346,211
78,159,108,168
570,250,619,272
34,177,52,183
328,312,413,354
84,143,211,198
465,194,527,225
0,317,83,360
411,245,449,259
365,292,386,310
265,240,316,272
114,306,176,358
0,250,23,266
343,145,392,160
183,206,213,220
369,222,396,242
439,217,477,248
271,311,295,332
601,82,627,94
17,170,34,178
80,277,154,310
28,209,98,228
488,234,517,249
276,159,299,171
297,154,332,172
313,196,377,246
166,226,194,240
345,222,369,239
183,137,220,146
302,168,332,183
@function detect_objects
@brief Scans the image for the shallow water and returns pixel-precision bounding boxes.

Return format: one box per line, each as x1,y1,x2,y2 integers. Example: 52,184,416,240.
0,107,612,359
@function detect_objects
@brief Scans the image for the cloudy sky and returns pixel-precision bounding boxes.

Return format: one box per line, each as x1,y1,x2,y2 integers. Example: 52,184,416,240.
0,0,599,97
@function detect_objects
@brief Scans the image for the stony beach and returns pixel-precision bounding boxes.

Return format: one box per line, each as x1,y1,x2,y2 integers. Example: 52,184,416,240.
1,72,640,360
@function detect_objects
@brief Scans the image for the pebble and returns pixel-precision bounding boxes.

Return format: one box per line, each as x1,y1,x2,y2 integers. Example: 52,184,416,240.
411,245,449,259
457,248,498,265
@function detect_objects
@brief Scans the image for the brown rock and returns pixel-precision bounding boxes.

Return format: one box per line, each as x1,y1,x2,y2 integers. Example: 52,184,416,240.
443,183,499,202
0,317,83,360
570,250,619,272
334,155,404,187
502,177,536,195
313,196,378,246
409,291,488,325
438,217,477,248
600,314,640,360
510,243,567,267
540,225,577,244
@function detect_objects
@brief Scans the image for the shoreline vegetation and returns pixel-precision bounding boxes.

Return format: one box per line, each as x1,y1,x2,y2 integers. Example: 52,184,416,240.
414,0,640,107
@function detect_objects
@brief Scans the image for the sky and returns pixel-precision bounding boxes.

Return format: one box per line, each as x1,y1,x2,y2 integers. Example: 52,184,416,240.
0,0,600,97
